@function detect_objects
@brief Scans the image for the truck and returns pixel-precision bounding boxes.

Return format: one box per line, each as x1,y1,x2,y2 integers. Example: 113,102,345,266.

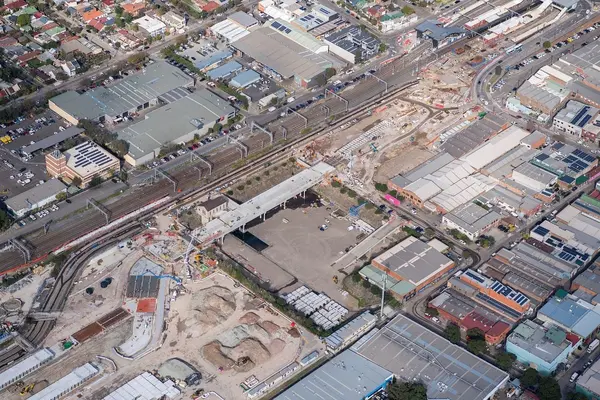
588,338,600,353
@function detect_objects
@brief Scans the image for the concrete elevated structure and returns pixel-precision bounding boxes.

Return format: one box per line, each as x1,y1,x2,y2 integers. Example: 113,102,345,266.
194,162,335,245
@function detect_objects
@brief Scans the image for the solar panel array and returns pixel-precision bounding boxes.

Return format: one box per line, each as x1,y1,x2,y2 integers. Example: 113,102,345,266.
532,225,550,237
490,281,529,306
464,270,486,284
271,21,292,34
282,285,348,330
71,141,114,170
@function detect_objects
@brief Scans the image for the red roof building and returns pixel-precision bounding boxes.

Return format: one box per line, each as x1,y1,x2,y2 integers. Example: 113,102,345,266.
0,36,18,48
88,17,107,31
16,50,41,66
485,321,511,344
202,1,219,12
3,0,27,10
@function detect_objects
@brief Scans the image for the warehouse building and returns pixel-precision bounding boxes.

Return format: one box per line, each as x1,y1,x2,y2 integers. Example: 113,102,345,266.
294,3,338,32
369,236,454,300
117,89,235,166
442,202,502,241
194,50,233,72
29,363,99,400
324,26,380,64
537,295,600,339
275,348,393,400
267,19,329,53
572,270,600,302
103,372,180,400
6,179,67,217
553,100,599,138
324,311,377,352
459,269,531,315
231,27,336,87
415,20,466,49
0,349,55,390
478,261,553,303
45,142,120,188
511,163,558,192
576,358,600,398
49,61,194,125
506,320,578,375
206,61,243,80
21,126,84,156
230,70,261,88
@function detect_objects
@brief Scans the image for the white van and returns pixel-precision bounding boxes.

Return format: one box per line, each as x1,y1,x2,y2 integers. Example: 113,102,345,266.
570,372,579,383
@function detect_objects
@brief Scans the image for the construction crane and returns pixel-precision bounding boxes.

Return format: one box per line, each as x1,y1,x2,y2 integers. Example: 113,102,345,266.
144,269,182,284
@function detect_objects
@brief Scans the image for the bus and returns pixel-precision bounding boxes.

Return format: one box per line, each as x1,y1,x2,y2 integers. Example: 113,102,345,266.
506,44,523,55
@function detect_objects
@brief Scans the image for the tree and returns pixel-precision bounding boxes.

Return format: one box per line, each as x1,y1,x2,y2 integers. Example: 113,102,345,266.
123,12,133,23
495,351,516,371
131,23,139,32
538,376,562,400
119,170,128,183
543,41,552,49
379,43,388,53
425,306,439,317
567,392,590,400
325,67,336,79
354,49,363,64
467,335,487,355
313,74,327,87
0,209,12,232
445,323,461,344
424,227,435,237
71,176,82,187
375,182,388,192
89,175,103,187
55,192,67,202
127,52,147,65
16,14,31,27
109,139,129,157
520,368,540,388
386,379,427,400
401,5,415,14
352,273,361,283
114,4,123,16
388,189,398,197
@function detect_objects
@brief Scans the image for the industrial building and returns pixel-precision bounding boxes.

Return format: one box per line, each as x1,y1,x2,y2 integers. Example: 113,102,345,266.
576,358,600,399
102,372,180,400
206,61,243,80
458,269,531,315
278,314,508,400
293,3,338,32
506,320,578,375
323,25,380,64
117,88,236,166
369,236,454,300
29,363,99,400
45,141,120,188
231,27,336,87
572,270,600,303
553,100,599,138
5,179,67,217
267,19,329,53
511,163,558,192
194,50,233,72
229,70,261,88
429,290,511,344
478,261,553,303
275,349,393,400
0,348,55,390
324,311,377,352
49,61,194,125
537,295,600,339
442,202,501,241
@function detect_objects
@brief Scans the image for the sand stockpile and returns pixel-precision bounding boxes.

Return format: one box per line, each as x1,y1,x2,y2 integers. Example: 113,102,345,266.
269,338,286,355
239,312,260,324
259,321,280,335
202,338,271,373
183,286,236,337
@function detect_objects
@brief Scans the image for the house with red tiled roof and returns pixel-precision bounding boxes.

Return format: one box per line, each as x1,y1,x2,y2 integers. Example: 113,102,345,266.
88,17,107,31
122,2,145,16
82,9,104,23
16,50,41,66
0,36,18,48
202,1,219,12
3,0,27,11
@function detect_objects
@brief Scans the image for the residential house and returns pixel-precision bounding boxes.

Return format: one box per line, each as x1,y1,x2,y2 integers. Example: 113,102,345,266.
60,59,80,77
122,2,145,16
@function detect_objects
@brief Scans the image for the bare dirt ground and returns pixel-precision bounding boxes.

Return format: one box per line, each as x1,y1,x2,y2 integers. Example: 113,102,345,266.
373,146,435,184
314,184,384,228
45,245,141,345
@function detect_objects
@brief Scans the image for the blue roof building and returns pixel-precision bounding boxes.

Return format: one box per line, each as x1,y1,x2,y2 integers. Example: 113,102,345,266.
537,295,600,338
230,70,261,88
194,50,233,72
206,61,243,80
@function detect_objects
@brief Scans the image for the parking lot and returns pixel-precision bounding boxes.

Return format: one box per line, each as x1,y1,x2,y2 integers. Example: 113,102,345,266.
223,197,363,306
0,110,69,200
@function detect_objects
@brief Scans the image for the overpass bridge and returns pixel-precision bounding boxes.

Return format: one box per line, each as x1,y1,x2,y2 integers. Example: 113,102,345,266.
192,162,336,247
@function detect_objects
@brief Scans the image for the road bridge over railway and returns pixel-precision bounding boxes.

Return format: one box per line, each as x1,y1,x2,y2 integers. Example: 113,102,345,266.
193,162,336,246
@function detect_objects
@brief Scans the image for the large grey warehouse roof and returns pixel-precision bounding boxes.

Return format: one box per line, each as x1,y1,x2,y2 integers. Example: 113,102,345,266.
50,61,193,121
355,314,509,400
22,126,83,155
275,349,393,400
232,28,331,81
118,89,235,160
228,11,258,27
5,179,67,213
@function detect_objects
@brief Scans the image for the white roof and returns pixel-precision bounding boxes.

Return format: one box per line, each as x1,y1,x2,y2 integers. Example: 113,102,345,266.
64,141,118,178
29,363,98,400
133,16,166,33
403,159,475,201
211,19,250,42
103,372,180,400
0,349,54,389
540,65,573,84
431,173,497,212
460,125,531,170
404,178,442,201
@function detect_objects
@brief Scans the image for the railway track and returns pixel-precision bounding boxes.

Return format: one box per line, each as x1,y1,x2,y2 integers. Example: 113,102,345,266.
0,55,424,274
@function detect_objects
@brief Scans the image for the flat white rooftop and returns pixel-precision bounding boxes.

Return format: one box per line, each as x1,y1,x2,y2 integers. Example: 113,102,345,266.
29,363,99,400
103,372,180,400
0,348,55,389
196,162,335,244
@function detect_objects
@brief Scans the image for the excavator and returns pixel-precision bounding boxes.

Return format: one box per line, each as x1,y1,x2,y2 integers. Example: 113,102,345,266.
332,275,339,284
20,383,35,396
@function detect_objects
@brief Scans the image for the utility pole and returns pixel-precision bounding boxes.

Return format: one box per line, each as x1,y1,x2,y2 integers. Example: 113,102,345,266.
380,273,387,319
